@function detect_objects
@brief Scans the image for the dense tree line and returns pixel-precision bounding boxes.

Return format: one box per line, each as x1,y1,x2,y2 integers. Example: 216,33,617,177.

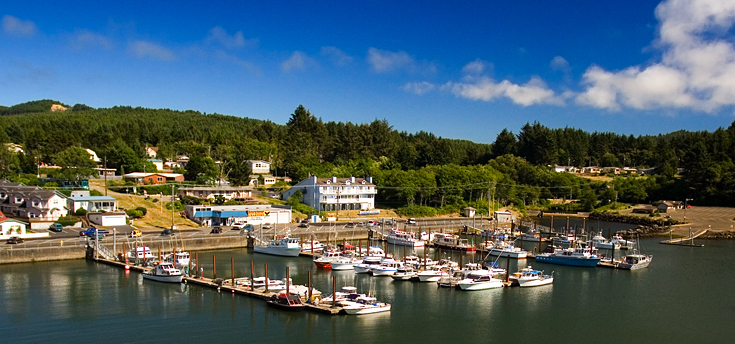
1,100,735,208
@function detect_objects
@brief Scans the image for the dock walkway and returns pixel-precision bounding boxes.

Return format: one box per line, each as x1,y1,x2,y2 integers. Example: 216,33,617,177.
661,229,707,246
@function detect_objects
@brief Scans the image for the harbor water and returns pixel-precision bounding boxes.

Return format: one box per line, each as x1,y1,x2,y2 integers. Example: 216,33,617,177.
1,238,733,343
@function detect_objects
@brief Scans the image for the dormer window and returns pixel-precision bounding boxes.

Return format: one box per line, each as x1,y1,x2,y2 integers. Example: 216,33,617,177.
361,180,366,184
326,180,331,184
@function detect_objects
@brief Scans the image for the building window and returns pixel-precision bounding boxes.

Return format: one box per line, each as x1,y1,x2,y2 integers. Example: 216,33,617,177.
157,177,163,182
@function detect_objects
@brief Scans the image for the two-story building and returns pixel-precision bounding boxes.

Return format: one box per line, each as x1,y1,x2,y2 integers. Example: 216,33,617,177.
0,181,68,229
248,160,271,174
123,172,185,185
282,176,377,211
184,204,291,227
178,186,254,202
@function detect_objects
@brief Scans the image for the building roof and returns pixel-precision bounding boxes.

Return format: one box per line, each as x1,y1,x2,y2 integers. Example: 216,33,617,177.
69,196,117,202
178,186,253,192
124,172,183,178
248,160,271,164
0,212,28,225
315,177,374,186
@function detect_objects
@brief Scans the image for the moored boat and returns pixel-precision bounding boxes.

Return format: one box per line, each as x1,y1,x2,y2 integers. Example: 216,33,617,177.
432,233,476,252
254,236,301,257
386,229,425,247
457,275,504,291
512,266,553,287
616,254,652,270
340,294,391,315
142,262,183,283
266,293,306,311
535,244,601,267
488,240,528,259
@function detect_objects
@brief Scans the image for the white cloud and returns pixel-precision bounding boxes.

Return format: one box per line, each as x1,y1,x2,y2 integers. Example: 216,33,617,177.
69,30,112,50
462,59,492,75
215,51,261,75
402,81,436,95
367,47,436,74
320,46,353,66
206,26,257,48
576,0,735,112
2,15,36,37
444,76,562,106
281,51,315,72
128,40,175,61
550,56,570,72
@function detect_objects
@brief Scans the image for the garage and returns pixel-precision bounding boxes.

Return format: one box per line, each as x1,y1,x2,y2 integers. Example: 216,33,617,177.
88,212,128,227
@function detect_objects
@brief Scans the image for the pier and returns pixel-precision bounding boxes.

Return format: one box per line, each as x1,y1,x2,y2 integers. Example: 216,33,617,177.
660,228,707,247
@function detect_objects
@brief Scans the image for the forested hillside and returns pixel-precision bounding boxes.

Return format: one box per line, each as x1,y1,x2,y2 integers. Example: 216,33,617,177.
1,100,734,211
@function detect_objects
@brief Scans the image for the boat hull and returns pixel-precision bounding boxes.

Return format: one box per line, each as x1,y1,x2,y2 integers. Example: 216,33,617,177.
390,273,413,281
535,255,600,267
489,249,528,259
330,262,355,271
370,268,397,276
253,246,301,257
342,304,391,315
142,273,183,283
266,301,305,311
518,277,554,287
458,280,504,291
353,264,373,274
386,237,425,247
417,274,445,282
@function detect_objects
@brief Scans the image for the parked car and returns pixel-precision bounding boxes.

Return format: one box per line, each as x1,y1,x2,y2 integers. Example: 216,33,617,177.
298,220,310,228
80,228,109,237
6,237,23,244
49,223,63,232
345,222,355,228
261,223,272,229
232,222,245,230
366,220,375,227
130,229,142,238
406,218,417,225
161,229,175,236
210,226,222,234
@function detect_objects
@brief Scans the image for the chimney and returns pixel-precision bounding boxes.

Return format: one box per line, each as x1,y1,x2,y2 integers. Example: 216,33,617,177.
312,175,317,183
350,176,355,183
331,176,337,183
366,176,373,183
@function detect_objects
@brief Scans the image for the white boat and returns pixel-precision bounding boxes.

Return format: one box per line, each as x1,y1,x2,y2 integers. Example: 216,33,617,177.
432,233,476,252
488,241,528,259
390,266,416,281
511,266,554,287
535,244,601,267
591,233,619,249
370,258,402,276
416,266,451,282
301,240,325,253
142,262,183,283
340,294,391,315
321,286,358,304
127,246,155,261
617,254,652,270
254,236,301,257
521,229,545,242
313,250,343,268
386,229,425,247
611,234,635,248
329,257,358,271
457,275,504,291
163,250,190,268
251,277,292,291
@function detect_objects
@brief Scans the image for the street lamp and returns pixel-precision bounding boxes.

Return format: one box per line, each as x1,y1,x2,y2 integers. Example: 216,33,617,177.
684,198,693,223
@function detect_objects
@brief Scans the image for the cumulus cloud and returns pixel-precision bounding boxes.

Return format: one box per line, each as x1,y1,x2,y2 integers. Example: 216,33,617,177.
444,76,562,106
206,26,257,48
69,30,112,50
128,40,175,61
576,0,735,112
462,59,492,75
367,47,436,74
2,15,36,37
550,56,570,72
281,51,315,72
402,81,436,95
320,46,353,66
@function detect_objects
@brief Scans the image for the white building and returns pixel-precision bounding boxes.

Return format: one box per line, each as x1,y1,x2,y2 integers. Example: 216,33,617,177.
67,196,118,213
178,186,253,201
0,181,68,229
184,204,291,227
282,176,377,211
248,160,271,174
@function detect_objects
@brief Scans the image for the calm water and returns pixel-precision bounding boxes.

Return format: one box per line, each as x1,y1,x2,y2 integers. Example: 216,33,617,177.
1,238,733,343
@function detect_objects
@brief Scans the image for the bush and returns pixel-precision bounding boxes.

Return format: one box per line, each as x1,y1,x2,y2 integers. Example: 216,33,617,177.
396,204,437,217
126,209,143,219
74,208,88,216
136,207,147,216
165,201,185,211
56,216,79,226
90,189,103,196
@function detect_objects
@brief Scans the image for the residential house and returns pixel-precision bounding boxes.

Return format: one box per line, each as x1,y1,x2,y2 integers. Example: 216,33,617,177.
282,176,377,211
93,167,117,179
178,186,254,202
623,167,638,174
0,181,68,227
656,200,683,213
584,166,602,174
248,160,271,174
554,165,580,173
146,146,158,158
147,159,164,171
602,167,621,174
123,172,184,185
67,196,118,213
249,174,277,186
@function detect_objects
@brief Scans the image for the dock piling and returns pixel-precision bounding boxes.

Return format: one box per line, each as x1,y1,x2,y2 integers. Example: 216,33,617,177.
286,267,290,294
332,275,337,308
308,271,312,302
213,255,217,280
265,264,269,292
250,261,254,290
231,257,235,286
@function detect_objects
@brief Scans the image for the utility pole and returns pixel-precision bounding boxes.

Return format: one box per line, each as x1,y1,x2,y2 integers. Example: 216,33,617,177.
171,184,175,230
104,156,108,196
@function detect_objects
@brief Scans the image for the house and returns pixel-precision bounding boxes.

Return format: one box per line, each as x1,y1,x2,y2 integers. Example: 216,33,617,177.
67,196,118,214
657,201,676,213
0,212,47,239
248,160,271,174
146,146,158,158
493,210,514,223
184,204,291,227
147,159,164,171
123,172,184,185
178,186,254,202
248,174,277,186
93,167,117,179
86,148,101,163
88,212,128,227
584,166,602,174
463,207,476,218
164,159,181,169
623,167,638,174
4,143,24,154
554,165,580,173
281,176,377,211
0,181,68,228
602,167,621,174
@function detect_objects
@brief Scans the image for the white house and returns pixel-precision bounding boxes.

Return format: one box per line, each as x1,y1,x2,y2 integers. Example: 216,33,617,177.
282,176,377,211
147,159,164,171
178,186,254,201
248,160,271,174
67,196,118,213
0,181,68,229
86,148,101,163
0,212,48,239
249,174,277,186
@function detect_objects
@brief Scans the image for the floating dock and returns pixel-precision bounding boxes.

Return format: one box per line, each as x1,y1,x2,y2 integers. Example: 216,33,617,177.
660,229,707,247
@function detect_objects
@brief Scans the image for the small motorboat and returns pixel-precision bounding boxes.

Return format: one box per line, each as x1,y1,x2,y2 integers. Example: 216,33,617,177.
329,257,357,271
511,266,553,287
390,266,416,281
457,275,504,291
617,253,652,270
266,293,306,311
341,294,391,315
142,262,183,283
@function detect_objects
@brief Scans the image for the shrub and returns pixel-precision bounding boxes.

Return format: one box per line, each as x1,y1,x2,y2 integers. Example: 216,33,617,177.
56,216,79,226
395,205,437,217
136,207,147,216
74,208,88,216
126,209,143,219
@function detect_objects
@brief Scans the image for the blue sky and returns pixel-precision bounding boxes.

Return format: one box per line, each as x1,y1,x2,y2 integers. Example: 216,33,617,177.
2,0,735,143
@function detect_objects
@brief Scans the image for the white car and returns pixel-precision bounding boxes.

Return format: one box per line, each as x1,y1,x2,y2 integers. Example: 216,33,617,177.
407,218,417,225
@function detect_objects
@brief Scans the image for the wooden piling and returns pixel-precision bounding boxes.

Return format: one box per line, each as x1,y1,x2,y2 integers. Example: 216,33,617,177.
231,257,235,286
505,257,510,282
213,255,217,280
286,267,290,294
196,252,200,279
308,271,312,302
332,275,337,308
250,261,254,290
265,263,269,292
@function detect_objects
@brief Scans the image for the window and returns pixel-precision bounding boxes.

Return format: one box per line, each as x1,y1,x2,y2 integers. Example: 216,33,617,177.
157,177,163,182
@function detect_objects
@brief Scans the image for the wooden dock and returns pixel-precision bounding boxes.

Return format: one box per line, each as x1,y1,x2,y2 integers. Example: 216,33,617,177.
93,257,342,315
661,229,707,247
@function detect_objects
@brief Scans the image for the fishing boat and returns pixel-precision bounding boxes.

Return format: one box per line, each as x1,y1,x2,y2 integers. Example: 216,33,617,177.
163,250,190,268
535,244,601,267
330,256,358,271
254,236,301,257
591,233,619,249
127,246,155,261
266,293,306,311
313,250,343,268
457,275,504,291
616,253,652,270
416,266,451,282
321,286,358,304
432,233,476,252
301,240,325,253
386,229,425,247
341,294,391,315
511,266,554,287
487,240,528,259
142,262,183,283
522,229,546,242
